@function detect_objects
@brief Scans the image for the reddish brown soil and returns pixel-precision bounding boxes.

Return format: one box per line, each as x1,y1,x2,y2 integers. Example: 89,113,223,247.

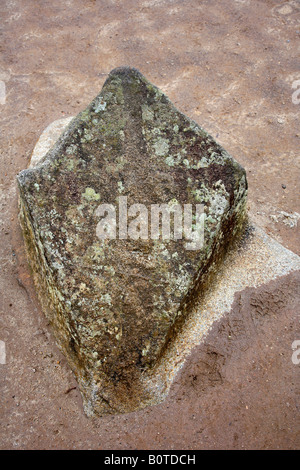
0,0,299,450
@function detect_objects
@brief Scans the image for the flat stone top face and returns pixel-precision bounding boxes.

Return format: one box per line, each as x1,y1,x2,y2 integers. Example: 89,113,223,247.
17,67,247,390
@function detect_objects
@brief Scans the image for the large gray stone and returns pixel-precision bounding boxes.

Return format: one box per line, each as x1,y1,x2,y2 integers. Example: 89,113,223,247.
17,67,247,415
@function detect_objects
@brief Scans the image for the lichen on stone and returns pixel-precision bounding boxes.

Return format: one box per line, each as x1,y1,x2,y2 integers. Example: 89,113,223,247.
17,66,247,416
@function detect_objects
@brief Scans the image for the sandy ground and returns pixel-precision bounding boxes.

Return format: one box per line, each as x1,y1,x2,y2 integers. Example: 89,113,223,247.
0,0,299,449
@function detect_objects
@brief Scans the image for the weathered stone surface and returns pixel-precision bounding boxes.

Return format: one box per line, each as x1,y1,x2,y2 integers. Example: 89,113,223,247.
17,67,247,415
